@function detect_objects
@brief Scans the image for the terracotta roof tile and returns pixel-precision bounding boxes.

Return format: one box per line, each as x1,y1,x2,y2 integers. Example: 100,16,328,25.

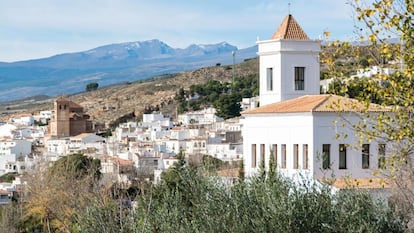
271,14,309,40
55,96,83,109
323,178,391,189
115,157,134,166
0,190,12,195
217,168,239,177
243,95,389,114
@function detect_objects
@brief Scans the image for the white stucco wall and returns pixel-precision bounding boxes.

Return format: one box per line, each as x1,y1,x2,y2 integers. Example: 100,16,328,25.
242,112,314,178
243,111,388,180
47,138,69,155
312,112,385,179
257,39,321,106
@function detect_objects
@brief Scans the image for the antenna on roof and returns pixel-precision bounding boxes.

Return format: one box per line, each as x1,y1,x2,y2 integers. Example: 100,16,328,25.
288,3,291,15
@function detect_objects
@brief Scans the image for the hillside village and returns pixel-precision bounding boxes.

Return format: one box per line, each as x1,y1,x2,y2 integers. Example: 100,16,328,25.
0,6,411,231
0,13,398,200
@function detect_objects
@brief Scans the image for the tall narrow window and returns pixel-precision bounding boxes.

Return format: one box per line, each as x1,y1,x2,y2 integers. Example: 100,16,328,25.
362,144,370,169
293,144,299,169
339,144,347,169
378,144,386,169
294,67,305,90
267,68,273,91
303,144,309,169
252,144,257,168
281,144,286,169
260,144,265,168
271,144,278,168
322,144,330,169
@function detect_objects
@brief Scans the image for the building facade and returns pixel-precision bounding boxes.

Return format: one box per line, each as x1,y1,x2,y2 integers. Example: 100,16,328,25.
49,96,93,137
258,14,321,106
243,14,389,182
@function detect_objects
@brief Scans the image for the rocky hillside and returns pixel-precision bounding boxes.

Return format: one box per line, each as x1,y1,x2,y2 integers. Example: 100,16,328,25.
1,58,259,127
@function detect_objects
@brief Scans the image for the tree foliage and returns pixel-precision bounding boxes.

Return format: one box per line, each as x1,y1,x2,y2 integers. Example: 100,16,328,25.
327,77,385,104
49,153,101,180
213,93,242,119
17,154,105,233
174,74,258,118
85,82,99,92
0,154,408,232
133,164,405,232
323,0,414,228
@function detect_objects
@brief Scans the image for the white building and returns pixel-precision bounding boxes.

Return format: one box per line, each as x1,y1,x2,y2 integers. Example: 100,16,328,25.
178,108,223,126
185,137,207,155
243,95,388,179
46,138,69,156
142,113,173,129
0,139,32,175
39,110,53,119
207,142,243,161
242,14,390,183
33,110,53,125
353,66,395,79
10,115,34,126
0,124,17,139
241,97,259,111
68,133,106,155
257,14,320,106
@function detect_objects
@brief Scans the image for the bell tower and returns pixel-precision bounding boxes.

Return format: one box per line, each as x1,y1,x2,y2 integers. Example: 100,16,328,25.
53,96,71,136
257,14,321,106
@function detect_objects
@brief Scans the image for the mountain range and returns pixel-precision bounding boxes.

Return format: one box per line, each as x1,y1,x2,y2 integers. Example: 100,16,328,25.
0,39,257,102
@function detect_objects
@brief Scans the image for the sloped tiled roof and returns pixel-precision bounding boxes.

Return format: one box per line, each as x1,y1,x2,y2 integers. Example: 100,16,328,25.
271,14,309,40
243,95,389,114
115,157,134,166
325,178,391,189
55,96,83,109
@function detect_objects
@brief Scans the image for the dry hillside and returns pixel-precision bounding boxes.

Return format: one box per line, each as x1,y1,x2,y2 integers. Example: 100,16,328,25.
1,59,259,127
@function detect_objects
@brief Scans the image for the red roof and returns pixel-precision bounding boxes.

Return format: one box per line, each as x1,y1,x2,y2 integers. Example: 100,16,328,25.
115,158,134,166
243,95,389,114
0,190,12,195
55,96,83,109
271,14,309,40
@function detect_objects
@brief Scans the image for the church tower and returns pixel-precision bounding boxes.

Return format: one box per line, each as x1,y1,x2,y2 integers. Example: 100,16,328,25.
50,96,71,137
258,14,321,106
49,96,92,137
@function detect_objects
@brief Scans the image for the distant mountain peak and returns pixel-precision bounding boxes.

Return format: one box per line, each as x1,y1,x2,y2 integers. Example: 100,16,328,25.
0,39,256,102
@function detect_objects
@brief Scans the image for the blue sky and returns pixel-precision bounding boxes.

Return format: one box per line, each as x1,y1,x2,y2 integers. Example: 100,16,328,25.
0,0,357,62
